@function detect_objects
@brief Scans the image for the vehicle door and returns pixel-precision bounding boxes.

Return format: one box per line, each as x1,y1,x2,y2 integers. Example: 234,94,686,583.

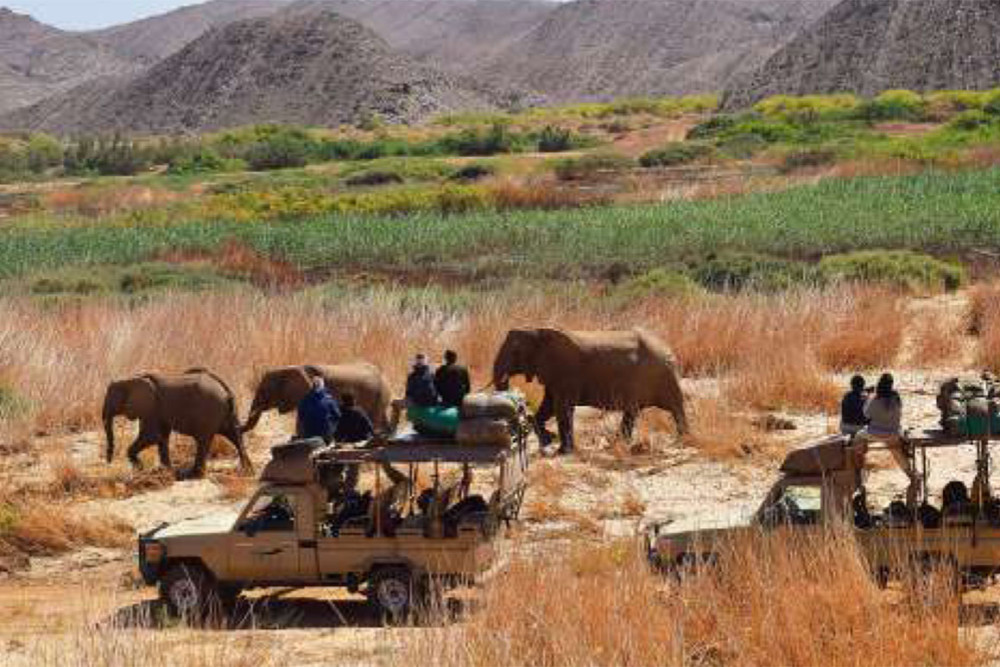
230,488,306,582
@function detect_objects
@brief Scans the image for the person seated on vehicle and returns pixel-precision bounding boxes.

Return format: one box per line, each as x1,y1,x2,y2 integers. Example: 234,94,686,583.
444,494,490,537
434,349,472,409
406,354,460,438
297,377,341,445
840,375,870,436
247,495,295,532
856,374,917,504
942,480,973,522
327,490,372,536
331,393,375,493
918,501,942,529
406,354,439,408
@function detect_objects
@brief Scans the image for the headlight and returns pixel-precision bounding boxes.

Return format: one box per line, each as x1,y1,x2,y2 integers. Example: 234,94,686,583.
144,541,165,563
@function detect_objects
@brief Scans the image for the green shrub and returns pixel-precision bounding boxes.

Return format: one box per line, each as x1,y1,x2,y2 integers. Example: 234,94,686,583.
245,134,310,171
692,253,822,292
819,250,965,292
166,147,231,175
344,170,405,187
438,123,522,156
620,269,702,298
553,153,634,181
755,94,861,121
63,135,150,176
687,114,741,140
25,134,63,173
780,148,838,172
639,142,714,168
537,126,574,152
31,277,104,295
985,90,1000,116
948,110,995,131
857,89,927,122
451,163,496,182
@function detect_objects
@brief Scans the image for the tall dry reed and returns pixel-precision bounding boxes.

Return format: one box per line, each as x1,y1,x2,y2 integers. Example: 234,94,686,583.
403,531,983,667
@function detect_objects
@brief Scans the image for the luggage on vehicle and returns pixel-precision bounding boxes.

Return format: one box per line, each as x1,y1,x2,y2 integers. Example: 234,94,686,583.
456,418,512,447
461,392,522,421
407,404,461,437
937,376,1000,437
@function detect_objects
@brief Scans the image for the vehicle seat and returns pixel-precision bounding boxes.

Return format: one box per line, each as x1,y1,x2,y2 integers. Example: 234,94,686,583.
445,494,490,537
884,500,913,527
942,481,973,525
918,502,941,529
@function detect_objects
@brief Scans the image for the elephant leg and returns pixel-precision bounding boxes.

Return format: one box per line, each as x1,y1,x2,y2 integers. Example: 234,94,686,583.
223,424,254,473
534,391,555,448
179,437,211,480
556,403,576,455
127,424,158,468
156,428,173,469
621,409,638,441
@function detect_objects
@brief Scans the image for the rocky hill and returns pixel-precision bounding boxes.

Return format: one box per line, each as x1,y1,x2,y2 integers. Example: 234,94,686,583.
0,7,140,114
724,0,1000,109
1,10,492,134
469,0,839,104
89,0,291,64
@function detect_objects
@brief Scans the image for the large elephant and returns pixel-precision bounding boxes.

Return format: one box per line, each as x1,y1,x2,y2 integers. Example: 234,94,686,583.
493,328,688,454
242,363,392,435
103,368,251,478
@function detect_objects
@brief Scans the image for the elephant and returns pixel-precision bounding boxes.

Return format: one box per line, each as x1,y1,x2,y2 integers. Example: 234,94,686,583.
103,368,251,479
493,328,688,454
242,363,392,436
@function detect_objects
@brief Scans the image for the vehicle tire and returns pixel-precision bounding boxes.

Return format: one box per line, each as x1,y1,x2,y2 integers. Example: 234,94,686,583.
159,563,221,622
368,567,414,623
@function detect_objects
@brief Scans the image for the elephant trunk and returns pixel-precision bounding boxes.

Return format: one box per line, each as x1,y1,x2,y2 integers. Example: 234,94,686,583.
241,407,263,434
104,415,116,463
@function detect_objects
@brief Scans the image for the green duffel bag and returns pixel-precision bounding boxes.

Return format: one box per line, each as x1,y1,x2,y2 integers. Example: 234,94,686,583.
407,404,461,438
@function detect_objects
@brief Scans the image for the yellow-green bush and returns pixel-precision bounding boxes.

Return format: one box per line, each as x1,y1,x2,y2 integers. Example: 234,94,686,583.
755,94,861,120
820,250,965,292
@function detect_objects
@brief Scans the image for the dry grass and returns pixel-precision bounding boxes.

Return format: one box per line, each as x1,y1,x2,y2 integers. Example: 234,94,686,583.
0,501,132,562
0,286,908,448
972,283,1000,372
489,179,612,210
403,532,983,667
909,314,963,368
816,289,905,370
684,396,776,459
45,456,174,500
43,185,185,217
725,346,841,414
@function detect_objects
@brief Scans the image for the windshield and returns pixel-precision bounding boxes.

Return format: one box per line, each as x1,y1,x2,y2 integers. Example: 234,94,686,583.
761,484,822,526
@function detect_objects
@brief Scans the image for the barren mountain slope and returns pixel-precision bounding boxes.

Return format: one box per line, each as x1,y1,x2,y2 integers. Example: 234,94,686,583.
1,10,492,134
724,0,1000,109
0,7,140,114
89,0,292,64
472,0,839,104
292,0,554,70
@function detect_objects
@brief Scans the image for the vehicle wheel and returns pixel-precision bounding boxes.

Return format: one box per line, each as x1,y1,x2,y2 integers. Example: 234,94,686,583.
159,563,220,621
369,567,414,623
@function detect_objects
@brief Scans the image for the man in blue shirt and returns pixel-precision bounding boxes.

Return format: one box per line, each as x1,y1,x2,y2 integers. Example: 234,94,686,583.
297,377,341,444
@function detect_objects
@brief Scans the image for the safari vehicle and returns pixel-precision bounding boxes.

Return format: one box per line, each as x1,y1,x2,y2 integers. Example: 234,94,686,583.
648,430,1000,589
138,420,529,620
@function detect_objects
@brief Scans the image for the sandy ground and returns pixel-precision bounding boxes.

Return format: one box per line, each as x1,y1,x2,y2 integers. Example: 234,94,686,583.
2,291,998,664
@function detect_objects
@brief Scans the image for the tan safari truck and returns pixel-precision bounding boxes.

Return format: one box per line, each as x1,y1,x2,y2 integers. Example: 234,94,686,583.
648,431,1000,590
138,430,529,620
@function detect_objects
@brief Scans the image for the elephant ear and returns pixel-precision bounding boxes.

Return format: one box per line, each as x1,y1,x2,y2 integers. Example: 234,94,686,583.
123,377,157,420
278,367,313,413
534,328,580,386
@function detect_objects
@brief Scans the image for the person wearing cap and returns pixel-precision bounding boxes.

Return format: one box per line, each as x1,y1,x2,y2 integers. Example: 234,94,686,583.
296,376,341,444
434,349,472,409
406,354,440,408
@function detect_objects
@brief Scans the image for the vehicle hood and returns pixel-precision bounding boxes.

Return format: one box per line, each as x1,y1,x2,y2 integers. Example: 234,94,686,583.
150,511,238,540
650,513,755,553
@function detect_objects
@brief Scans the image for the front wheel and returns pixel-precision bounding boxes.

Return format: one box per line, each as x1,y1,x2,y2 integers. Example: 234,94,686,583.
159,563,223,621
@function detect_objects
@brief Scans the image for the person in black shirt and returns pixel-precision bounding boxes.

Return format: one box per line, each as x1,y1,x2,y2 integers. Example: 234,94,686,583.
434,349,472,409
334,393,375,444
840,375,869,435
406,354,439,407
